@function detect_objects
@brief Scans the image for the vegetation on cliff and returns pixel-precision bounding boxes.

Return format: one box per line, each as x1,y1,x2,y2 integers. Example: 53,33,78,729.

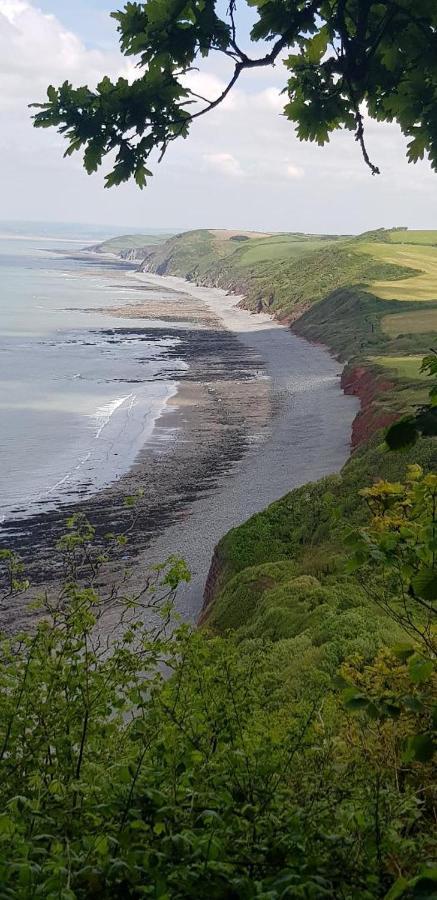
89,232,172,257
1,222,435,896
0,485,435,898
2,219,436,895
18,0,437,890
143,227,437,452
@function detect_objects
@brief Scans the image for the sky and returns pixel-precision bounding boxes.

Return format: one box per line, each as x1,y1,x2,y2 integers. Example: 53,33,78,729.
1,0,437,234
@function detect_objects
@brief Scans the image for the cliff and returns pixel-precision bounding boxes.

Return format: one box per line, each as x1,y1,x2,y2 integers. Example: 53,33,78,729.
341,366,398,449
138,227,437,623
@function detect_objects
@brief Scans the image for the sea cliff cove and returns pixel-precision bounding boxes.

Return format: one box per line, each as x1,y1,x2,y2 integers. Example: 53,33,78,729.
0,231,358,629
1,0,437,893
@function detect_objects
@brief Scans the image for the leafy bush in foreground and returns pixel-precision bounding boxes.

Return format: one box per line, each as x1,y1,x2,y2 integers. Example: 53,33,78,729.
0,497,435,898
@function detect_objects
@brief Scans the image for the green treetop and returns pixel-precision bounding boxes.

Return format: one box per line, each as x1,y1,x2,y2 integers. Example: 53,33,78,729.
32,0,437,188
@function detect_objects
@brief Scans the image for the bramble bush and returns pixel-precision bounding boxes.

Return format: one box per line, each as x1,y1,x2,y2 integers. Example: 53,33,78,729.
0,497,435,898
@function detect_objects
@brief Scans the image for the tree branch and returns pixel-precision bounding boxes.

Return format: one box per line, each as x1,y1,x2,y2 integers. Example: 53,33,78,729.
354,107,380,175
187,32,290,124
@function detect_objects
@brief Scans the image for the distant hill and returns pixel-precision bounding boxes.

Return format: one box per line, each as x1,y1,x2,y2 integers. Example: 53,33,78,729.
141,226,437,327
139,227,398,317
88,232,173,260
140,228,350,303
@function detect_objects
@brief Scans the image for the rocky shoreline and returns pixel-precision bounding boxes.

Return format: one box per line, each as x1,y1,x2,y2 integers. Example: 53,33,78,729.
0,269,359,633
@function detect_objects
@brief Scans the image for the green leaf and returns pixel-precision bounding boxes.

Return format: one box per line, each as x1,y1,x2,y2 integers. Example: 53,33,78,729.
307,26,329,64
384,877,409,900
403,695,425,714
404,733,435,763
393,643,416,661
412,866,437,897
94,834,110,856
385,418,418,450
429,385,437,407
0,815,15,841
134,165,152,189
411,569,437,602
343,687,369,711
407,133,427,163
408,655,433,684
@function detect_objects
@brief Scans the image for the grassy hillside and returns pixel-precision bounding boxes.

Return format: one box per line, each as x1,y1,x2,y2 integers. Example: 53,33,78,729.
90,232,172,256
359,242,437,301
143,226,437,320
203,434,437,620
142,228,351,301
141,229,240,276
182,226,437,630
2,225,436,896
387,228,437,245
143,225,437,485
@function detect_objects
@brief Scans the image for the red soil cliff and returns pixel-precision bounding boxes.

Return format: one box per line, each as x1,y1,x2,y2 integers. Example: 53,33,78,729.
341,365,398,449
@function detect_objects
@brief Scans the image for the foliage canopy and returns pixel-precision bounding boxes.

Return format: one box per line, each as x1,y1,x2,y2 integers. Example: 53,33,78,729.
32,0,437,187
0,504,436,898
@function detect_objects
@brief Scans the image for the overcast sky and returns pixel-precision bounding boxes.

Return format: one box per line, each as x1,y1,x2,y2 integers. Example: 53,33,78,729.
1,0,437,234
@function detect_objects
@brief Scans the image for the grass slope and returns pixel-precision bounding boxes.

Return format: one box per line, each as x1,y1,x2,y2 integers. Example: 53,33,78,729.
91,233,172,255
205,435,437,633
152,226,437,633
382,307,437,336
359,242,437,301
144,228,409,318
387,229,437,245
369,355,429,380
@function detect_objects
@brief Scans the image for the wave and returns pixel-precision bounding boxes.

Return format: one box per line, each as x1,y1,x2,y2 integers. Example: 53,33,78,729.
92,394,135,438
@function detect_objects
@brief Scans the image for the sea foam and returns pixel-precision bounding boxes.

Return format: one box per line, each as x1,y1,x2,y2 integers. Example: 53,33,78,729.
92,394,134,438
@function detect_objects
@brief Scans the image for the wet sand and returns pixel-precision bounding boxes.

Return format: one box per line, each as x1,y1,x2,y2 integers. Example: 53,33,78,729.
118,274,360,621
0,271,359,632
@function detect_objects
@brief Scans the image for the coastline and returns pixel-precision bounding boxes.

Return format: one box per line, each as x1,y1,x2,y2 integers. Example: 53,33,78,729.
120,274,360,622
0,267,359,633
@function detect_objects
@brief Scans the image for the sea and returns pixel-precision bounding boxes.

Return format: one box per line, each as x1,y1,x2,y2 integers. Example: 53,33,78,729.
0,222,183,526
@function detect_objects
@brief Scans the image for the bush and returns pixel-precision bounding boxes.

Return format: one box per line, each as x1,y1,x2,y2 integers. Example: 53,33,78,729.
0,496,435,899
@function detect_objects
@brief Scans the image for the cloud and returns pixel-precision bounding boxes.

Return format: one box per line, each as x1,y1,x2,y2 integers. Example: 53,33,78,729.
204,152,245,177
0,0,436,232
182,70,237,111
286,164,304,179
0,0,120,109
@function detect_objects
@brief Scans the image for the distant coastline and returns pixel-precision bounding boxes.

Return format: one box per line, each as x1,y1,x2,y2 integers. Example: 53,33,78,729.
0,236,359,634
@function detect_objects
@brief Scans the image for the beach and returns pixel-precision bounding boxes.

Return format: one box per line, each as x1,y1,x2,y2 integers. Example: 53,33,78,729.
0,264,359,631
115,274,360,621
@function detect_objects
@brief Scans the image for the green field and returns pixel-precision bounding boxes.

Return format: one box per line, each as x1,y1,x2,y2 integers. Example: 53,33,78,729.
369,355,428,380
359,242,437,301
382,307,437,336
387,229,437,245
233,235,335,267
92,233,172,254
144,227,437,368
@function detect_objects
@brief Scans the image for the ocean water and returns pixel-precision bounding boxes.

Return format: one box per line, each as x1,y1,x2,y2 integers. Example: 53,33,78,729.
0,226,183,525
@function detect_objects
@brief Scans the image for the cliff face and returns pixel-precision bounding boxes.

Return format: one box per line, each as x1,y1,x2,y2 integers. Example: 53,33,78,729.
200,367,400,621
200,547,224,623
139,229,428,623
341,366,398,449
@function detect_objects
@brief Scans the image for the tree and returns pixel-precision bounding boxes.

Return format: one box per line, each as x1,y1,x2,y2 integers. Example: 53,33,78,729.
32,0,437,188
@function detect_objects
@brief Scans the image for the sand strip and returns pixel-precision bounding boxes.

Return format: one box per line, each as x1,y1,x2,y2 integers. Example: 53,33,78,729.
1,271,359,633
101,273,360,624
